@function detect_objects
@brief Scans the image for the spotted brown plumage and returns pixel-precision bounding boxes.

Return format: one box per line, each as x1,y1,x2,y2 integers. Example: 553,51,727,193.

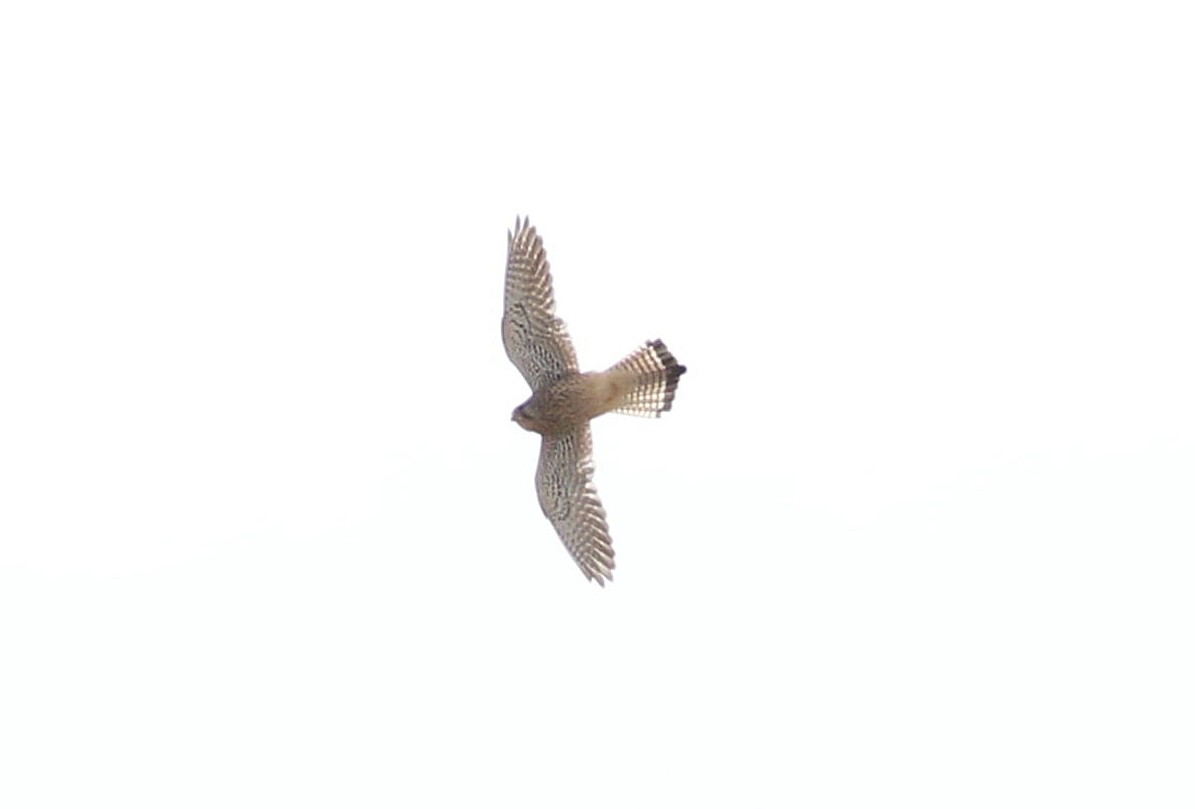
502,216,686,585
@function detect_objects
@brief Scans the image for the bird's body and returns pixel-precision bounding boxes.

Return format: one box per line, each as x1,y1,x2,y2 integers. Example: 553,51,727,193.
502,216,686,585
512,373,616,435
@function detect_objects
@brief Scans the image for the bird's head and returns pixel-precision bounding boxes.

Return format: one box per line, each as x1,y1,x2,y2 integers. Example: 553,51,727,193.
511,400,542,433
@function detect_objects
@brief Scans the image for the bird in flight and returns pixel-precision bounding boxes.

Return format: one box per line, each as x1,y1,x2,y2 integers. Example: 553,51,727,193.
502,216,686,585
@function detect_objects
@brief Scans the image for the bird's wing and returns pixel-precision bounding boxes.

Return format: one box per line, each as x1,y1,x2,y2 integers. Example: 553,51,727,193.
502,217,579,391
535,425,614,585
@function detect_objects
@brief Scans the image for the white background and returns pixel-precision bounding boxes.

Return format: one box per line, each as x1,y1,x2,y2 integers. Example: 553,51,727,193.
2,1,1192,806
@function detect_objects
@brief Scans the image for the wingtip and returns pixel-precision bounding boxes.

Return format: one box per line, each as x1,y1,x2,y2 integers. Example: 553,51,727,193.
584,564,614,587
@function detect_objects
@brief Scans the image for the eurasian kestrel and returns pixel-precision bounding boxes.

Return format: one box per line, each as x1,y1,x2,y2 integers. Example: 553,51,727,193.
502,216,686,585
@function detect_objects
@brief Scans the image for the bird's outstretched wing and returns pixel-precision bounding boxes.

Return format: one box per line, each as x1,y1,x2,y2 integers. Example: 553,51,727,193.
535,425,614,585
502,217,579,391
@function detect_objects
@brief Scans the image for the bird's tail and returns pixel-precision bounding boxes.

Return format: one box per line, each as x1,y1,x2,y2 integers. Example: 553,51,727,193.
605,339,687,417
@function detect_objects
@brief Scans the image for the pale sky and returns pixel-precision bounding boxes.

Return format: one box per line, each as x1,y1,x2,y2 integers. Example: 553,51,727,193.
2,2,1193,806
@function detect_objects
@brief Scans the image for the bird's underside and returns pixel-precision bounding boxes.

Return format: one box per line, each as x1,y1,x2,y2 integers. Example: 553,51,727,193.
502,216,686,586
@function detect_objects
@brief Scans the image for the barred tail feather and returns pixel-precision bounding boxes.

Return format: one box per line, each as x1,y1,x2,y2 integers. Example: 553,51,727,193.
607,339,686,417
